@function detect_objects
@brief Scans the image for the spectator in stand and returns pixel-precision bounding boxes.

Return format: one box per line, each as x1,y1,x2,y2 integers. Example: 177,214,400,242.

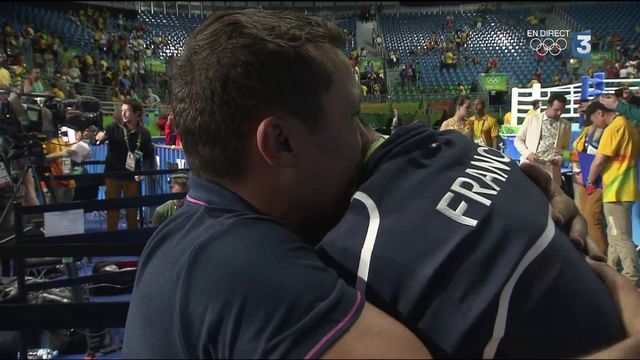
446,49,456,70
0,54,11,87
51,82,65,100
534,66,542,83
22,67,45,93
144,88,161,109
68,59,81,83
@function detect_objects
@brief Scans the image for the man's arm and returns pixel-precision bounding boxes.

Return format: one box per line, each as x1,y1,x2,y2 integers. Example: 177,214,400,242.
616,101,640,123
22,79,32,93
550,123,572,166
600,95,640,123
323,301,430,359
141,131,157,170
519,162,600,260
45,147,76,161
514,116,536,162
586,153,608,186
580,257,640,359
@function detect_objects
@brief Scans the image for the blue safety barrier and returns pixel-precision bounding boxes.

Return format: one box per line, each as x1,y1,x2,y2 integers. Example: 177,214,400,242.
151,136,166,145
84,144,188,200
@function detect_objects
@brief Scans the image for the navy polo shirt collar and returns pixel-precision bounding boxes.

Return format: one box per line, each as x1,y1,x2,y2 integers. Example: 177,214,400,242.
186,173,260,214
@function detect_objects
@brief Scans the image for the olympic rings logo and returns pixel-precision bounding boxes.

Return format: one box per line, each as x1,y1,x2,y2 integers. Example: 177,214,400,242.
485,77,500,85
529,38,567,56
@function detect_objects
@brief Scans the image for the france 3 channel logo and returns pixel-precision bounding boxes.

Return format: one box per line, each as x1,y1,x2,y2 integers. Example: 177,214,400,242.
527,29,592,59
572,30,592,59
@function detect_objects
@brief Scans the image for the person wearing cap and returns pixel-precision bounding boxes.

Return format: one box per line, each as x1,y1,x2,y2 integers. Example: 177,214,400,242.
152,172,189,226
585,100,640,287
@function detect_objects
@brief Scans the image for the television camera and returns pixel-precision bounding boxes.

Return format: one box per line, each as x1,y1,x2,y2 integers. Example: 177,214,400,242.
0,89,104,232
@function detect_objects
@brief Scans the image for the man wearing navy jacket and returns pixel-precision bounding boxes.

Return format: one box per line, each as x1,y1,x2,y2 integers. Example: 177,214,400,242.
318,122,636,358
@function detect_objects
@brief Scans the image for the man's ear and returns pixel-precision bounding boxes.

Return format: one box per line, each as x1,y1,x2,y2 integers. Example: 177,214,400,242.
255,116,296,168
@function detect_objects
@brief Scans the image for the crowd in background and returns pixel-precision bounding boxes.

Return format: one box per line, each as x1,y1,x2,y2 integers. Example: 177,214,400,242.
0,6,169,107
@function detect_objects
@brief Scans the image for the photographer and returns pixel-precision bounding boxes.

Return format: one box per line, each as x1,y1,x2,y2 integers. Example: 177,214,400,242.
95,99,155,231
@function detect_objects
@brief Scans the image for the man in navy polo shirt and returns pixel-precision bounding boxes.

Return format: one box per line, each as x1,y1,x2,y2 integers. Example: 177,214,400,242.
123,10,428,358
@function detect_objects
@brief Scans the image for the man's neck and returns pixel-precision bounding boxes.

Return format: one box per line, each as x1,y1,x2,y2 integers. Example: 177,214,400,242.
475,112,485,119
125,121,139,132
544,112,559,122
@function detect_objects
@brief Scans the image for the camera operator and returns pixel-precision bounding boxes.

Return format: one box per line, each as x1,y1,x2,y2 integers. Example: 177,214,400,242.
43,133,75,204
43,127,91,204
95,99,155,231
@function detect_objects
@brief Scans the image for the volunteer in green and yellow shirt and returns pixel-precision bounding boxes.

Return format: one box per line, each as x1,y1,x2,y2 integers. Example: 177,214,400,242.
585,101,640,287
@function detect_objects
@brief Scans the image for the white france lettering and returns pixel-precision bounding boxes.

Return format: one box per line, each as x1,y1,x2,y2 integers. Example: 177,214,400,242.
436,192,478,227
451,177,495,206
465,168,506,191
470,155,510,178
477,147,511,162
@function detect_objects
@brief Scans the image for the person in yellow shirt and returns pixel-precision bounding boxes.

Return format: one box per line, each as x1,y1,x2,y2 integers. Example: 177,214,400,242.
503,111,512,125
440,95,473,139
469,98,499,148
44,135,77,203
51,82,65,100
585,101,640,287
0,53,11,87
527,100,540,115
445,51,455,69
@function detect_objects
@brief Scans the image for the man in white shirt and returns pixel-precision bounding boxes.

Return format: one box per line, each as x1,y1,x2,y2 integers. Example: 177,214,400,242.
515,93,572,184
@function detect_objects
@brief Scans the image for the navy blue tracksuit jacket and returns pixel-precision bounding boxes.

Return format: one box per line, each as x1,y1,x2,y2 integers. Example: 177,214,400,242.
318,123,625,358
